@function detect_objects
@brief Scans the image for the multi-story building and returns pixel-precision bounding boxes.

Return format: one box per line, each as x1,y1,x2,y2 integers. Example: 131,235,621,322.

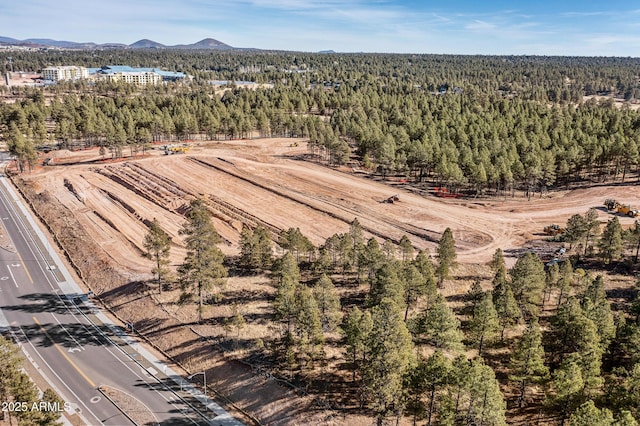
103,71,162,85
42,66,88,81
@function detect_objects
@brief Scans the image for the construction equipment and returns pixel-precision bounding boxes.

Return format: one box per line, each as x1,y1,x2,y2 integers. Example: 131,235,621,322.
383,194,400,204
604,199,618,210
544,224,564,236
164,144,190,155
617,204,639,217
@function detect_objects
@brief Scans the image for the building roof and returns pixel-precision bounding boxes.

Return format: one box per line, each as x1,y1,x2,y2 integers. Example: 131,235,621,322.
87,65,185,79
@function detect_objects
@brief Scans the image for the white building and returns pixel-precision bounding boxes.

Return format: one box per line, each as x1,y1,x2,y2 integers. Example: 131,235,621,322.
42,66,88,81
103,71,162,85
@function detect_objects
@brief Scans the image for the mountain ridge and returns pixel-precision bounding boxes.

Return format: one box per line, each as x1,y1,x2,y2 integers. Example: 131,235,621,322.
0,36,235,50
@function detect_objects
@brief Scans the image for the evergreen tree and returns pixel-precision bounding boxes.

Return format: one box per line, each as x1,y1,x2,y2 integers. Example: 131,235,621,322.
510,252,546,318
548,356,585,425
469,291,500,356
368,261,405,308
312,274,342,332
568,400,614,426
464,358,507,426
436,227,457,286
142,218,172,293
272,252,301,334
398,234,414,262
490,248,505,273
406,350,451,426
342,306,373,382
402,263,433,321
582,276,616,349
509,317,549,407
294,284,325,369
177,199,227,322
492,266,521,341
364,298,415,425
583,208,601,256
239,224,273,270
599,217,623,263
414,293,464,351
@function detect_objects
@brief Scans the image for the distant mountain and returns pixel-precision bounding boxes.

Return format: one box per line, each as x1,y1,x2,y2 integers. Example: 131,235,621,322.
167,38,234,50
0,36,19,44
0,36,235,50
130,39,166,49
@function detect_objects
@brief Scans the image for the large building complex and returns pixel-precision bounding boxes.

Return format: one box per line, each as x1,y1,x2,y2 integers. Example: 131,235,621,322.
89,65,187,84
42,66,88,81
40,65,187,85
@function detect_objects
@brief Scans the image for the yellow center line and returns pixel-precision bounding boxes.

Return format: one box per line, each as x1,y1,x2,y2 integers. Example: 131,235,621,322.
33,317,96,388
16,251,33,284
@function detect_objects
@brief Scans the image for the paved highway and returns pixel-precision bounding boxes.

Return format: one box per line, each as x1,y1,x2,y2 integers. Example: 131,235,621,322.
0,173,244,426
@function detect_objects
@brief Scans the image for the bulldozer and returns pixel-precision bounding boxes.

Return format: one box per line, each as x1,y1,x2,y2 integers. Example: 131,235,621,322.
382,194,400,204
544,224,564,236
617,204,639,217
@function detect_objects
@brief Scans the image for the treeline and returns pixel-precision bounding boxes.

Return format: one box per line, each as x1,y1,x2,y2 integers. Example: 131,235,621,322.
2,71,640,194
3,50,640,100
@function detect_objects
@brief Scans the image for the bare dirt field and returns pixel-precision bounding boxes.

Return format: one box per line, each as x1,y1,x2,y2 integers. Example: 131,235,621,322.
14,138,640,424
30,138,640,270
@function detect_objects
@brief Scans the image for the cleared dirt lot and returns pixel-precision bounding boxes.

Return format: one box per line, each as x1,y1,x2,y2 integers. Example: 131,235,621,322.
28,138,640,272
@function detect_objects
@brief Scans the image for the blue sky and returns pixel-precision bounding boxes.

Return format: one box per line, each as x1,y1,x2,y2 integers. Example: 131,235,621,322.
1,0,640,56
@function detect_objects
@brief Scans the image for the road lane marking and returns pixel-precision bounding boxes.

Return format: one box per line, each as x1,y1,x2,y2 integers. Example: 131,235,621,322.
15,252,33,284
49,311,85,352
33,316,96,388
6,265,17,287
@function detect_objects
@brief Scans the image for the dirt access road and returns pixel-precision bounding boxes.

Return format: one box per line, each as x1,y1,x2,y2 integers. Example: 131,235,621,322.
23,138,640,276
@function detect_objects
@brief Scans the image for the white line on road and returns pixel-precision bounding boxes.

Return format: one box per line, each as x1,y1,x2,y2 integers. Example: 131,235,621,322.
6,264,17,287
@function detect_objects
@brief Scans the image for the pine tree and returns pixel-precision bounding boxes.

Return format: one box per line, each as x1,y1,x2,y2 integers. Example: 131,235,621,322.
177,199,227,323
143,218,172,293
364,298,415,425
342,306,373,382
402,263,432,321
406,350,451,426
464,357,507,426
239,224,273,271
509,317,549,407
294,285,325,370
490,248,505,273
582,276,616,348
492,266,521,341
598,217,623,263
583,208,601,256
436,227,457,286
510,252,546,318
467,280,484,314
548,356,585,425
312,274,342,332
272,252,301,334
469,291,500,356
368,261,405,309
399,234,414,262
414,293,464,351
568,400,614,426
413,249,437,305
